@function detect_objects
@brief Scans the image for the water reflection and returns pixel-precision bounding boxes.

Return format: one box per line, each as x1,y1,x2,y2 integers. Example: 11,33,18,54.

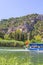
30,50,43,65
0,50,43,65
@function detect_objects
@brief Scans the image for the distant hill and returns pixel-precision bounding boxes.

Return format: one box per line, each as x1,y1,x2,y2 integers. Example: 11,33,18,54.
0,14,43,36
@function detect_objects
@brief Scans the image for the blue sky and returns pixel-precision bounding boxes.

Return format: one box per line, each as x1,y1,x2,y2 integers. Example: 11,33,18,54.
0,0,43,19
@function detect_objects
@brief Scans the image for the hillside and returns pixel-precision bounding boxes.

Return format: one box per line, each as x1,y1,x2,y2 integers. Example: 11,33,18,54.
0,14,43,41
0,14,43,33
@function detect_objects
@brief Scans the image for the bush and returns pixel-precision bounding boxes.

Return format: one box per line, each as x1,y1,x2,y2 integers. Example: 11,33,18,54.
4,34,10,40
0,40,24,47
31,39,36,43
34,34,42,42
16,41,24,47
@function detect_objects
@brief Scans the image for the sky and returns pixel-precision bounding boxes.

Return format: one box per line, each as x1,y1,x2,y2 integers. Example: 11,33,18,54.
0,0,43,19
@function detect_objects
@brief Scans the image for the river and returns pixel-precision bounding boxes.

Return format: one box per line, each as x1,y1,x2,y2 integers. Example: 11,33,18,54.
0,49,43,65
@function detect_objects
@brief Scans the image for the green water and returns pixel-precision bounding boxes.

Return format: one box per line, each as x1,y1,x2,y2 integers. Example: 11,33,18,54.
0,50,43,65
30,51,43,65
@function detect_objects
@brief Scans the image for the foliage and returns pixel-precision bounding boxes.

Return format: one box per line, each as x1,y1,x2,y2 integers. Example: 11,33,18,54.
0,14,43,47
4,34,10,40
0,40,24,47
31,39,36,43
8,30,27,41
29,31,34,40
0,32,5,39
34,34,42,42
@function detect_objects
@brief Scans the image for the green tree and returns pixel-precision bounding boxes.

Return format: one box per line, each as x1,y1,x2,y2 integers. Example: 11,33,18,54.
9,32,15,39
4,34,10,40
0,32,5,39
29,31,34,40
34,34,42,42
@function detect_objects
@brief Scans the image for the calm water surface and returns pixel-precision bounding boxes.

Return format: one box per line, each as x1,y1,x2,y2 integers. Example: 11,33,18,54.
0,49,43,65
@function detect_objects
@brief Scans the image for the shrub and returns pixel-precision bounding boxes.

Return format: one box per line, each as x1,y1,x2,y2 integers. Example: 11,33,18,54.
31,39,36,43
0,40,24,47
4,34,10,40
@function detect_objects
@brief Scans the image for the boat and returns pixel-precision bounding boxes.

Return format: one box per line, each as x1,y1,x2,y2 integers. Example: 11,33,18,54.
29,43,43,50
